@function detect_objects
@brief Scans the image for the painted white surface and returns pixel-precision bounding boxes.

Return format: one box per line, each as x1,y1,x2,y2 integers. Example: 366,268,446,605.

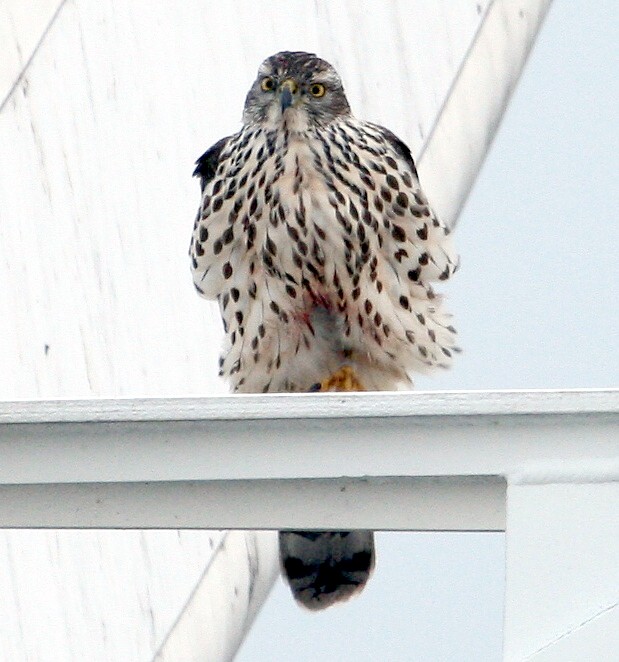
154,531,279,662
0,477,506,532
0,0,62,104
0,529,224,662
3,387,616,423
527,605,619,662
505,480,619,661
2,390,618,484
0,0,553,659
1,390,617,532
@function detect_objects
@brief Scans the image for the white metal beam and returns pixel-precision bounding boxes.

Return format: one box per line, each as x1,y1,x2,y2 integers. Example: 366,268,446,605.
0,477,506,531
1,389,617,531
504,471,619,660
153,530,279,662
418,0,553,226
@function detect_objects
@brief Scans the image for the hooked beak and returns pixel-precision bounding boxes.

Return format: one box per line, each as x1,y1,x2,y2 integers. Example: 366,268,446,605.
280,78,298,112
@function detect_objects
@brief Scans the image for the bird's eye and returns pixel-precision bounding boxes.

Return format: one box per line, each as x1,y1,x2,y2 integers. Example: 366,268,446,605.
309,83,326,98
261,77,276,92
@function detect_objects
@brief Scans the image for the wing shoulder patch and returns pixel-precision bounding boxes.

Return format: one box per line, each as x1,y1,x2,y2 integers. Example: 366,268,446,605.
193,136,230,191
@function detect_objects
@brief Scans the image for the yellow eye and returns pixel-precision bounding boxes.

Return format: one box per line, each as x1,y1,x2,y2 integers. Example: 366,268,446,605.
309,83,326,97
261,77,275,92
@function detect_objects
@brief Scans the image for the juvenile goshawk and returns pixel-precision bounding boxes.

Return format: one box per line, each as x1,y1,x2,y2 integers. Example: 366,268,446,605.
189,51,458,610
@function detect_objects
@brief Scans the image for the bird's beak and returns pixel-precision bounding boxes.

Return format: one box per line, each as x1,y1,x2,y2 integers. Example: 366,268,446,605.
280,78,298,112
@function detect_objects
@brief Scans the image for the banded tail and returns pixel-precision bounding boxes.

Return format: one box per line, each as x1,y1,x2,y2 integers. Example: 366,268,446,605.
279,530,375,610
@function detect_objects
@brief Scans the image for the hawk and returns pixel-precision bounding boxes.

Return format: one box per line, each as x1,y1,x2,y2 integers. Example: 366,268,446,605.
190,51,458,610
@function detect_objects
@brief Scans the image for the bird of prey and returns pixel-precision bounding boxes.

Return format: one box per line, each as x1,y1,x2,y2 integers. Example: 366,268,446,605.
189,51,458,610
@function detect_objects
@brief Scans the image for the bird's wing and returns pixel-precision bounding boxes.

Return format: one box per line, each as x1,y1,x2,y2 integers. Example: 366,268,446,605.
374,125,419,180
193,136,231,192
368,122,458,285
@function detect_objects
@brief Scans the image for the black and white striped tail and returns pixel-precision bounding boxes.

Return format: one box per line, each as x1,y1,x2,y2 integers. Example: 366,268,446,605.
279,530,375,610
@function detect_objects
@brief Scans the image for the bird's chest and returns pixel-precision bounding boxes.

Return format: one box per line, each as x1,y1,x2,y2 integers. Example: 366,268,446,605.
256,140,341,288
269,139,331,219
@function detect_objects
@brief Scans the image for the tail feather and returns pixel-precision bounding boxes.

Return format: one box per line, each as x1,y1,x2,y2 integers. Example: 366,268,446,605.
279,530,375,610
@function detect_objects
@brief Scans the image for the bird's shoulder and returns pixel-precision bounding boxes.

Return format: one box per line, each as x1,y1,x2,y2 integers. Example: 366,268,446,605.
363,122,419,180
193,136,232,192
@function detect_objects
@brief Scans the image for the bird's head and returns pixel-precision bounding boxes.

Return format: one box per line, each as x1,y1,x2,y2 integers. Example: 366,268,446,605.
242,51,351,131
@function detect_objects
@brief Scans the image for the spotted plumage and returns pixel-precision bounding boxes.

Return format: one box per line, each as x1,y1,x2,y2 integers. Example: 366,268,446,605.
190,51,459,610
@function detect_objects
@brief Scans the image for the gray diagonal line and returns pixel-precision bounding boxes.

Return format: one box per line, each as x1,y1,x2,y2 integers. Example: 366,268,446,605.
0,0,68,113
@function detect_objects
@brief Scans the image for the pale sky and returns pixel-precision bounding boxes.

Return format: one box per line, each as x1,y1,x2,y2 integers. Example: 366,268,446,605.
237,2,619,660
